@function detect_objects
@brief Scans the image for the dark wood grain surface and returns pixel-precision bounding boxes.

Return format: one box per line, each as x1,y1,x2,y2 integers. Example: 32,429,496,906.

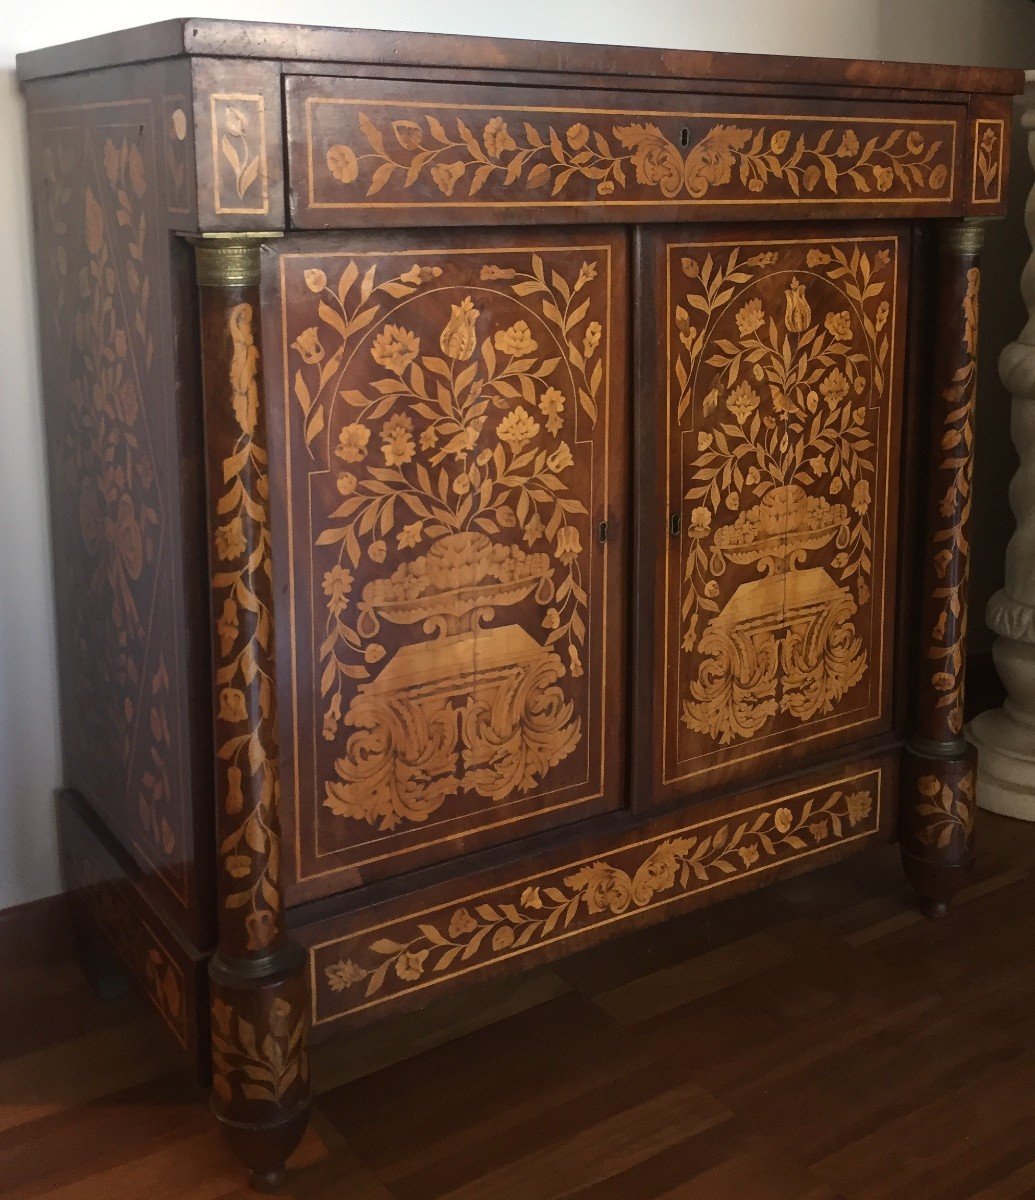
16,17,1023,95
4,808,1035,1198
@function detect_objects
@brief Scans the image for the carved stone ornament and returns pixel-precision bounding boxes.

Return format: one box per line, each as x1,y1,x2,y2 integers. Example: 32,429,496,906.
968,76,1035,818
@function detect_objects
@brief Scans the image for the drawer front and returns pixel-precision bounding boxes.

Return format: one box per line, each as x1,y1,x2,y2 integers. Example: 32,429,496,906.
301,750,894,1029
262,227,628,902
286,75,966,227
635,224,907,804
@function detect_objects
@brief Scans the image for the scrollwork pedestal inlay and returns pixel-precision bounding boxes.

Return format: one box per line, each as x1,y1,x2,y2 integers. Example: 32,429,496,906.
325,533,580,829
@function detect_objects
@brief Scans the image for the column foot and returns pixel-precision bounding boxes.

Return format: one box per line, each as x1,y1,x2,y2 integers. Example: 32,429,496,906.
899,746,977,915
67,898,131,1001
250,1168,288,1194
213,1102,311,1192
209,946,312,1188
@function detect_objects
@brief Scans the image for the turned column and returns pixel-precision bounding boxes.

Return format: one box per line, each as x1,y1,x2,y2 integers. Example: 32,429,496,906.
901,219,989,916
193,236,311,1189
969,80,1035,819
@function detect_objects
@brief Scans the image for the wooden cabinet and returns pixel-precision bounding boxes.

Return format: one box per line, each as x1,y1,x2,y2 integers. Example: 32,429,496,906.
18,20,1021,1188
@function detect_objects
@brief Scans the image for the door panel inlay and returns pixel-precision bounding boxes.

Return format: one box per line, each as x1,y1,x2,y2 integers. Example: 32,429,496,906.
266,230,627,897
647,229,905,796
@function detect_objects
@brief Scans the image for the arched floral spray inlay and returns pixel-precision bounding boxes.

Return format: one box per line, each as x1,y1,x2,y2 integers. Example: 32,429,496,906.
285,250,609,835
671,240,894,749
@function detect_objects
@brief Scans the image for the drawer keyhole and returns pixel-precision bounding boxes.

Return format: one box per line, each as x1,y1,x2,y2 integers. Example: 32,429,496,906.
669,512,681,537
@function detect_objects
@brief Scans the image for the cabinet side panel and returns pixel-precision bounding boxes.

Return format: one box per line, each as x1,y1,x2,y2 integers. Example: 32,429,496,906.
24,62,212,946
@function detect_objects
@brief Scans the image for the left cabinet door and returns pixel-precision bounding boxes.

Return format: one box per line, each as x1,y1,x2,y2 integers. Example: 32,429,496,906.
262,228,629,902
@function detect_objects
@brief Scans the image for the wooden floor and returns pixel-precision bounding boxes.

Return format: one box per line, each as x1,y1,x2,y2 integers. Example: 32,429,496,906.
6,812,1035,1198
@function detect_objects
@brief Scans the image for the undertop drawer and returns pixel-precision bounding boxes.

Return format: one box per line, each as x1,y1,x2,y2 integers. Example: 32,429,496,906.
284,74,968,229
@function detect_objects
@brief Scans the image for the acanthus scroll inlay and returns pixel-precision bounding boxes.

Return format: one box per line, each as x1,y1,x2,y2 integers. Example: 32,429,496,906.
312,766,882,1021
299,90,958,214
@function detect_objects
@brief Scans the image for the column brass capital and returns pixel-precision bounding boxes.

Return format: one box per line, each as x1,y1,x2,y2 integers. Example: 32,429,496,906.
939,217,994,258
190,233,281,288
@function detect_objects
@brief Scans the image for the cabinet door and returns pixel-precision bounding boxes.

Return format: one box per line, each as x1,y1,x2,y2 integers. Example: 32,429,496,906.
635,225,907,805
263,228,628,902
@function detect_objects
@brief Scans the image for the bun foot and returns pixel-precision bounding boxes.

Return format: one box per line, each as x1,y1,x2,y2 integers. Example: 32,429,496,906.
216,1101,310,1193
72,914,131,1000
249,1168,288,1194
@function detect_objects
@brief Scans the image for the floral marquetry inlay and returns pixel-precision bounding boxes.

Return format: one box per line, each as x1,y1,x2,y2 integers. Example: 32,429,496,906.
660,234,902,790
297,88,958,219
209,298,283,953
33,108,191,914
312,766,882,1022
273,235,625,890
211,990,309,1108
927,267,979,736
162,95,190,214
972,119,1004,205
914,771,975,852
210,93,269,216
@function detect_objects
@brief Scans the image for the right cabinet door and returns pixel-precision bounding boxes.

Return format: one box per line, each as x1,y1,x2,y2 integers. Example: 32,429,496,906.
637,224,908,805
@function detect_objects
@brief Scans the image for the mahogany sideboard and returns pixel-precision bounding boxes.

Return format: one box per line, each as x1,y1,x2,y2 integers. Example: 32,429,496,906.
17,19,1023,1188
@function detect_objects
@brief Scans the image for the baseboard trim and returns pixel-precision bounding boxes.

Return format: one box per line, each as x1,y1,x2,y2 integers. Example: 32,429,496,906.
0,891,71,971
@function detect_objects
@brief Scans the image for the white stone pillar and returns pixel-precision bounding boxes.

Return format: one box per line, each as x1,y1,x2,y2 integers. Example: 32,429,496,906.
969,76,1035,819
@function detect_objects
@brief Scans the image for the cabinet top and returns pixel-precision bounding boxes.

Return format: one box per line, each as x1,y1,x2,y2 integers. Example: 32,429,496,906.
16,16,1024,95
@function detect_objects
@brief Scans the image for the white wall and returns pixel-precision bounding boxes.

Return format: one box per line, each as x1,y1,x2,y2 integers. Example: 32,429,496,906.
2,0,1034,912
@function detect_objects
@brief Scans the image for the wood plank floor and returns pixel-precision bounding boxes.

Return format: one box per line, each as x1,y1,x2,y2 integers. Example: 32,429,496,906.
5,812,1035,1198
